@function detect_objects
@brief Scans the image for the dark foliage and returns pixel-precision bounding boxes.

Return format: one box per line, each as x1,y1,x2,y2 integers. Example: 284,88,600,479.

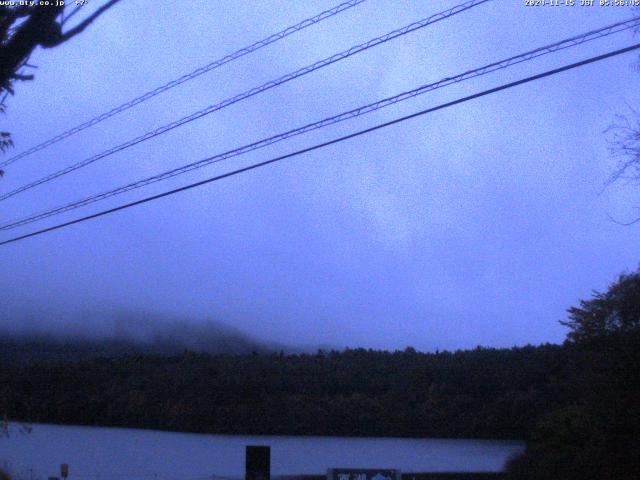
0,325,274,364
0,2,121,156
0,343,570,440
506,268,640,479
0,1,122,92
2,271,638,475
561,270,640,342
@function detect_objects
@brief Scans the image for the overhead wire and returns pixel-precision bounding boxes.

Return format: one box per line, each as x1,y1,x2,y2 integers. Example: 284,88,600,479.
60,4,84,27
1,42,638,247
1,16,638,232
0,0,490,200
0,0,368,168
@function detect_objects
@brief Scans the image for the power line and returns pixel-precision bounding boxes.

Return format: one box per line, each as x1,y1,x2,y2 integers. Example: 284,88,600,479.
0,0,367,169
2,16,638,232
1,42,638,247
0,0,490,201
61,2,87,27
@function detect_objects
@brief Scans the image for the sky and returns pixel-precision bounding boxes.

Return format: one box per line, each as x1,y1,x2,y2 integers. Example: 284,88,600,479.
0,0,638,352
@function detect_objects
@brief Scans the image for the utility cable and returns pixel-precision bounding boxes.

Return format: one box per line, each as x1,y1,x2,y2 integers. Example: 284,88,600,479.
1,17,638,231
1,42,638,247
0,0,490,200
0,0,367,168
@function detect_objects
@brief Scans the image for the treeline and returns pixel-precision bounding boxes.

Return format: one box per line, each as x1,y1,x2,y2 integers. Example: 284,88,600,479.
0,343,571,440
2,267,638,478
505,269,640,479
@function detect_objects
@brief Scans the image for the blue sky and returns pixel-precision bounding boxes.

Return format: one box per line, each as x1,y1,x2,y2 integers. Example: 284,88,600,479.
0,0,638,351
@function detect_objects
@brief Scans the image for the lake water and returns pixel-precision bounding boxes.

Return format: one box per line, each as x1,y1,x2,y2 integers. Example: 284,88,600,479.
1,422,524,480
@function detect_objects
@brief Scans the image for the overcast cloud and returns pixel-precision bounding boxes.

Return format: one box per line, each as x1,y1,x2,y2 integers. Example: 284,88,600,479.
0,0,638,351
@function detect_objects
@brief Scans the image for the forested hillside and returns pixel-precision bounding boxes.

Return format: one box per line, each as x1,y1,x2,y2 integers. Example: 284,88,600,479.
1,343,570,440
506,269,640,479
2,268,638,479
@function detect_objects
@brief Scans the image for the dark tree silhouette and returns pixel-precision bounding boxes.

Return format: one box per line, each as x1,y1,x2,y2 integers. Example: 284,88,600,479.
507,267,640,480
0,1,122,155
608,110,640,225
560,268,640,342
606,29,640,224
